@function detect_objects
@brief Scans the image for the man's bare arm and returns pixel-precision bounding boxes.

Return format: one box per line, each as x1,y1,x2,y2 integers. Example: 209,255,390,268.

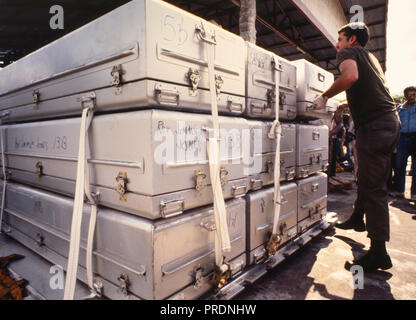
323,59,359,98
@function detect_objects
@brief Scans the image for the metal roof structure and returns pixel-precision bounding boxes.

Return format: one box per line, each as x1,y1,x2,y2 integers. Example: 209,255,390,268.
0,0,388,75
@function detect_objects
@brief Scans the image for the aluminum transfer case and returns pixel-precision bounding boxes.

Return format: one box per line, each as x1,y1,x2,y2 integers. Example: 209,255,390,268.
0,0,246,123
296,124,329,179
296,173,328,234
246,183,298,265
244,42,296,120
292,59,336,120
249,121,296,182
0,109,275,219
0,181,246,300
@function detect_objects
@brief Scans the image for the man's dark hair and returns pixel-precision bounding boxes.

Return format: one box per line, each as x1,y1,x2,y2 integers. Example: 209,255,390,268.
404,86,416,99
338,22,370,47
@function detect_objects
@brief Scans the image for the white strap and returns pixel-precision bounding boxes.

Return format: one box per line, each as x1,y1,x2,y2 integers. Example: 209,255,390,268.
204,23,231,266
0,122,7,233
269,59,282,238
63,107,94,300
83,113,100,297
269,121,282,235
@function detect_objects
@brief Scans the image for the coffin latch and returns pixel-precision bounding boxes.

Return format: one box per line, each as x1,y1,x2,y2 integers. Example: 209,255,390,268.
115,172,128,201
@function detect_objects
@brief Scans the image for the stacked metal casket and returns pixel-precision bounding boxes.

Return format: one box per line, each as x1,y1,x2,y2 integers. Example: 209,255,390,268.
0,0,334,300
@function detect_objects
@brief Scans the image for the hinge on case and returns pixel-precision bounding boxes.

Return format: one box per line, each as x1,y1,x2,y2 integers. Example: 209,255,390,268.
35,161,44,180
117,273,130,297
188,68,201,96
115,172,128,201
215,75,224,96
194,170,207,193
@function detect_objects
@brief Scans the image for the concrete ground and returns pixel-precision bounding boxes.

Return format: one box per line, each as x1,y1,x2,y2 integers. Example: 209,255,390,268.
236,171,416,300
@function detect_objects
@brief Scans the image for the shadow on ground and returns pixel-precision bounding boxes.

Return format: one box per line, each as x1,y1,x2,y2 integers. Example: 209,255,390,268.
390,198,416,215
334,235,394,300
236,228,350,300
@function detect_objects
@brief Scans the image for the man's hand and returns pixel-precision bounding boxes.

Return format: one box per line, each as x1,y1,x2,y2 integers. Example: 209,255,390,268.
312,95,328,110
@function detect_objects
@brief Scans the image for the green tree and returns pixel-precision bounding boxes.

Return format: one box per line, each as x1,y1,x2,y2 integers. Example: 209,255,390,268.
392,94,405,104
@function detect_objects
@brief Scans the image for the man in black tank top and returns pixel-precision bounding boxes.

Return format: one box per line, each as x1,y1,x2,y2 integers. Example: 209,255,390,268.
313,22,400,273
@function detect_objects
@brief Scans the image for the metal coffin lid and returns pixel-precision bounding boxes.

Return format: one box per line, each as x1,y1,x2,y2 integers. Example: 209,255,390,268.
245,183,297,251
1,181,246,300
280,123,296,169
278,56,297,95
0,0,245,110
245,42,277,101
3,109,268,196
292,59,334,103
295,172,328,212
296,124,329,167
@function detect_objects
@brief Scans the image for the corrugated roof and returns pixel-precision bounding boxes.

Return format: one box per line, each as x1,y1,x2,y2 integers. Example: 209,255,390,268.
0,0,387,75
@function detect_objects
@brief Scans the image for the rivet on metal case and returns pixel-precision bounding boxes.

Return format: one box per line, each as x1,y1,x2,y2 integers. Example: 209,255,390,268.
115,172,128,201
194,170,207,193
117,273,130,297
35,161,44,180
212,263,230,292
188,68,201,96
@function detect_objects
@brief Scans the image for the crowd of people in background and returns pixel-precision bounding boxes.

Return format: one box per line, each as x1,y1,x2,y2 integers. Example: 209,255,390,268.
329,85,416,202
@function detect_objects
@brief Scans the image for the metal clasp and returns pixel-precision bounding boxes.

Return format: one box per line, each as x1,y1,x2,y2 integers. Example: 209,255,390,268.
35,232,44,247
188,68,201,95
33,90,40,105
194,170,207,193
220,167,228,188
212,262,231,292
266,88,275,110
215,75,224,96
115,172,128,201
195,22,217,45
194,265,205,289
266,233,282,257
117,273,130,297
35,161,44,180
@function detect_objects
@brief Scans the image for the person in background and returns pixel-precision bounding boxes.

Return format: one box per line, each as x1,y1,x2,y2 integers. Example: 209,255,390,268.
390,86,416,200
329,108,345,177
312,22,400,273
